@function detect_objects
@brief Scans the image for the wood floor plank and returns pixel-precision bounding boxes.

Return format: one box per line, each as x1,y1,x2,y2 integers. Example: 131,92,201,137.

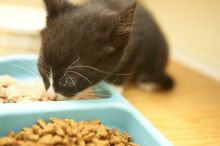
123,61,220,146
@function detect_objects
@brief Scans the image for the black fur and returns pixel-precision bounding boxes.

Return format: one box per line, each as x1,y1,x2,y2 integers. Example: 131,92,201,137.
38,0,174,97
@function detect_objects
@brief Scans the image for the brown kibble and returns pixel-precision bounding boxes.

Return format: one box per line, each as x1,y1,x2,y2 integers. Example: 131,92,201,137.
122,132,131,141
70,122,78,129
28,134,40,141
128,144,139,146
78,122,84,132
92,138,109,146
86,125,98,132
110,136,122,144
50,117,65,127
54,124,65,136
99,126,109,138
77,133,83,140
62,135,71,145
15,132,23,140
37,119,47,128
7,131,15,137
71,137,77,143
112,129,121,136
38,134,52,144
16,131,29,140
50,117,60,123
66,127,73,136
64,118,76,126
0,118,138,146
87,143,96,146
115,143,125,146
78,139,86,146
51,135,62,144
41,123,54,135
22,127,32,133
0,137,16,145
63,124,73,137
84,132,95,142
32,124,42,135
72,127,78,135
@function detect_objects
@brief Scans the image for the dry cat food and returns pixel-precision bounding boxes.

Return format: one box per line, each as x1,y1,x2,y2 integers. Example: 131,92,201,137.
0,75,96,103
0,118,138,146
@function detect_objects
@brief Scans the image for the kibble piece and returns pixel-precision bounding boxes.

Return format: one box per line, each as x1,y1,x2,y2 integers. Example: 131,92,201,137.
32,124,42,135
72,127,78,136
84,132,95,142
78,122,85,132
64,125,74,136
78,139,86,146
62,135,71,145
92,138,109,146
41,123,54,135
110,136,122,144
54,124,65,136
115,143,126,146
64,118,76,125
37,119,47,128
51,135,63,144
86,143,96,146
28,134,39,141
99,126,109,138
0,137,16,145
38,134,52,144
112,129,121,136
7,131,15,137
16,131,30,141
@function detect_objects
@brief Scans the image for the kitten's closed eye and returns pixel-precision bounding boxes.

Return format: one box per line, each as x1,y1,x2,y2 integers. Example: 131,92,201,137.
58,76,76,87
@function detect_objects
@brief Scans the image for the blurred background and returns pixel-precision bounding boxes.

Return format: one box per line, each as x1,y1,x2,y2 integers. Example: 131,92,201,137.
0,0,220,145
0,0,219,81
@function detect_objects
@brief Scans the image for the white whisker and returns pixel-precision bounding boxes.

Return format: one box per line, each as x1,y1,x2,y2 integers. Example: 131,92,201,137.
70,65,132,76
68,71,93,86
66,75,78,93
62,56,80,80
64,75,68,87
66,56,80,71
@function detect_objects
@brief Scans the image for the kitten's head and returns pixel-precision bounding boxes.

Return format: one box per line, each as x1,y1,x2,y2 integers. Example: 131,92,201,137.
38,0,136,97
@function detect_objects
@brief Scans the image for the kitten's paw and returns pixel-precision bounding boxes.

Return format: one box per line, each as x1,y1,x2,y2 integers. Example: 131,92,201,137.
137,82,159,92
134,74,174,91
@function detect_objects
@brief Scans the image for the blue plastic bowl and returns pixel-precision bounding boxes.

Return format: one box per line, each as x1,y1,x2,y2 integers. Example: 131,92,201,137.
0,54,172,146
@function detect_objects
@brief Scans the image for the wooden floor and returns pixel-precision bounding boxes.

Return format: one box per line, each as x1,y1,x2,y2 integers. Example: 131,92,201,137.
123,61,220,146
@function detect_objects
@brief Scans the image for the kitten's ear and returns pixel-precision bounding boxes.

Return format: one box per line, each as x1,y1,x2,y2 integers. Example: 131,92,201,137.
43,0,73,18
110,2,137,38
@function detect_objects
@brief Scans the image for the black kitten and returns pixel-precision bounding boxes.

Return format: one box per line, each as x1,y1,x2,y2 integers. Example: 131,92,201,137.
38,0,174,97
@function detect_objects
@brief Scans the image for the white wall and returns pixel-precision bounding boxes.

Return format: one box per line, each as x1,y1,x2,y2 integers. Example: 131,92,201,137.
144,0,220,81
